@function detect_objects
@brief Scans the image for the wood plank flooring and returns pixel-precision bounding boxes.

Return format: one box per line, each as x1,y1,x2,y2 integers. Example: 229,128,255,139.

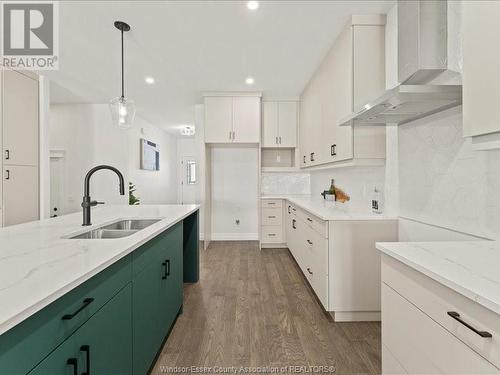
151,241,381,375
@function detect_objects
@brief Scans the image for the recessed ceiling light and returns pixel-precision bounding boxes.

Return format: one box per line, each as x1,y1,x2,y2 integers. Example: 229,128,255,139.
145,76,155,85
245,76,255,85
247,1,259,10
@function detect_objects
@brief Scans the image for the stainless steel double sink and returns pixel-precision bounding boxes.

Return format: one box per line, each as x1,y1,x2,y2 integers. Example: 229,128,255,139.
68,219,162,239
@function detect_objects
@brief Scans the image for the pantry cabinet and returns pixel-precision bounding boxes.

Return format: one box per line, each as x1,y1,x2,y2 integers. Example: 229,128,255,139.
463,1,500,139
2,165,39,226
204,95,261,144
299,15,386,168
262,101,297,148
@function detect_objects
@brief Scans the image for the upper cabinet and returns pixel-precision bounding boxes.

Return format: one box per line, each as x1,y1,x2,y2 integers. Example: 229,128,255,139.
262,101,297,148
463,1,500,139
204,94,261,144
299,15,386,168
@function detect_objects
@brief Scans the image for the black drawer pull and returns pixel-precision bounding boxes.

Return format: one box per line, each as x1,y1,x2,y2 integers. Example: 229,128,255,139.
288,206,291,214
307,218,313,223
307,240,313,245
62,298,94,320
268,233,276,237
81,345,90,375
307,268,313,275
267,202,276,205
67,358,78,375
292,219,296,229
303,155,306,164
447,311,492,338
5,150,9,160
331,144,337,156
5,170,10,180
268,215,276,219
162,259,170,279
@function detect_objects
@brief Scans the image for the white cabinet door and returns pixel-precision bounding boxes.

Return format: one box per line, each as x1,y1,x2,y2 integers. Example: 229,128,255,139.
2,70,39,166
278,102,297,148
299,91,312,167
204,97,233,143
463,1,500,137
3,165,39,226
262,102,279,147
232,96,260,143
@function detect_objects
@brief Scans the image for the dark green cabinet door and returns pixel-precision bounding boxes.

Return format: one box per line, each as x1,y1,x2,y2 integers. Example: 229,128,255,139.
75,284,132,375
159,241,183,336
28,285,132,375
132,258,163,375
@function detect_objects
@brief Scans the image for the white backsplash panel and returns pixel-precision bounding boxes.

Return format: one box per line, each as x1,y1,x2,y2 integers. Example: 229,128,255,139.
399,105,500,239
261,173,311,195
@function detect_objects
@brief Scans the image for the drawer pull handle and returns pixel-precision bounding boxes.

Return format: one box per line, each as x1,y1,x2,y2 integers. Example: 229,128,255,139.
267,202,276,205
62,298,94,320
307,268,313,275
447,311,492,338
288,206,291,214
268,233,276,237
292,208,296,212
67,358,78,375
162,259,170,279
268,215,276,218
80,345,90,375
307,240,313,245
307,218,313,223
292,219,296,229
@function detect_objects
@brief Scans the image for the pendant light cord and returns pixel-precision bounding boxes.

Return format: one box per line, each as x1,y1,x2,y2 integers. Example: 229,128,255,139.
121,27,125,99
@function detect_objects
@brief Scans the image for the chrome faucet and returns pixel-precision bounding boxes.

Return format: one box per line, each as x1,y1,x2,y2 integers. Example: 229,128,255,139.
81,165,125,226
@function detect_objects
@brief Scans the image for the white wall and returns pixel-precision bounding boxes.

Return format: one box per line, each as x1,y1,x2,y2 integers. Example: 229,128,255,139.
49,104,177,215
211,146,259,240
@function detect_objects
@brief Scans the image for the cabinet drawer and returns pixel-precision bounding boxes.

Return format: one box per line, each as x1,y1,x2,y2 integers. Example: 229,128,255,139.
382,255,500,369
261,207,282,226
261,226,283,244
304,228,329,309
261,199,283,209
0,255,132,375
382,283,499,374
296,207,328,238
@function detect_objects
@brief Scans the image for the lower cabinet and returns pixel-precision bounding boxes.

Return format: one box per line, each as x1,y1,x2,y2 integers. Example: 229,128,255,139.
28,285,133,375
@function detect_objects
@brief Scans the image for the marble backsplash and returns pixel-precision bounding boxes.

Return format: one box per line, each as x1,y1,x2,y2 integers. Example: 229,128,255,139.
261,172,311,195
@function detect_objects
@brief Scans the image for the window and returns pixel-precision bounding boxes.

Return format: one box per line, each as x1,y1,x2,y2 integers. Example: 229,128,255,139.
186,160,196,185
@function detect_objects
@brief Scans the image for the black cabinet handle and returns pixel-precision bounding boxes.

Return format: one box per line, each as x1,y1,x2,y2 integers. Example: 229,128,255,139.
162,259,170,279
307,268,313,275
279,136,282,144
292,219,296,229
5,150,9,160
5,170,9,180
288,206,291,214
331,144,337,156
307,218,313,223
276,136,278,144
268,233,276,237
80,345,90,375
62,298,94,320
268,215,276,219
303,155,306,164
307,240,313,245
310,152,315,162
447,311,492,338
67,358,78,375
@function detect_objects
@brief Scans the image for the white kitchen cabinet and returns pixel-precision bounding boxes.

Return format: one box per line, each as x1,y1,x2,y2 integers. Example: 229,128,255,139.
262,101,297,148
2,70,39,166
299,15,386,168
382,254,500,373
3,165,39,226
260,199,285,247
204,95,261,144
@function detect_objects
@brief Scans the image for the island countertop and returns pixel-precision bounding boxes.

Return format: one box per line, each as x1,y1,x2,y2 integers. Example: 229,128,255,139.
376,240,500,316
0,204,199,335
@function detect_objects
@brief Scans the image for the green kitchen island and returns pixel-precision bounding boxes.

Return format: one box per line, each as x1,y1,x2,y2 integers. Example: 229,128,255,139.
0,205,199,375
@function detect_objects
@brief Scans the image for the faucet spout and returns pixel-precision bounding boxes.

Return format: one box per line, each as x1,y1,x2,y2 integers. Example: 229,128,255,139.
82,165,125,226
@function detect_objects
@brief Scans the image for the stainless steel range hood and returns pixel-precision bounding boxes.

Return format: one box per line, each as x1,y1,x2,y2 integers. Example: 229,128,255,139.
340,0,462,127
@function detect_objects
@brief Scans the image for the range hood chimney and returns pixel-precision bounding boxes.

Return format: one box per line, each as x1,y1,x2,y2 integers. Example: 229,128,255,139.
398,0,448,84
339,0,462,127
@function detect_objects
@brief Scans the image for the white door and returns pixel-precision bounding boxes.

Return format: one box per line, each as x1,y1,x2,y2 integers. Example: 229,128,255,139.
179,157,197,205
232,96,260,143
3,70,39,166
278,101,297,148
204,97,233,143
3,165,39,226
262,101,279,147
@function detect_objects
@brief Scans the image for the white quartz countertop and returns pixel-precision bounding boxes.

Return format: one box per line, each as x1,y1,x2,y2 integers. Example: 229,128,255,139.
261,194,397,221
376,241,500,316
0,204,199,335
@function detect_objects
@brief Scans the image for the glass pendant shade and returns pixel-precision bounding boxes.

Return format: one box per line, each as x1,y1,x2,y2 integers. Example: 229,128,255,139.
109,96,136,129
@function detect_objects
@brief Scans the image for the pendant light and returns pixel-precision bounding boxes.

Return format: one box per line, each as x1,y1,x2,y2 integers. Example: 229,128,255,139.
109,21,136,129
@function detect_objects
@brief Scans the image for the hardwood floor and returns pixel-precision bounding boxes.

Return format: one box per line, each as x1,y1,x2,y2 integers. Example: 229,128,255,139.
151,241,381,375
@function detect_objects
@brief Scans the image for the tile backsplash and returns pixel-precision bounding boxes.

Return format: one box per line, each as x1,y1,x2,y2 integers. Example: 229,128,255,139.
261,173,311,195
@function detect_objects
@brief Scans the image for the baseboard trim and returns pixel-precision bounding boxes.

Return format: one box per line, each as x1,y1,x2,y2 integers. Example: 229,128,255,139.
330,311,381,322
261,243,287,249
211,233,259,241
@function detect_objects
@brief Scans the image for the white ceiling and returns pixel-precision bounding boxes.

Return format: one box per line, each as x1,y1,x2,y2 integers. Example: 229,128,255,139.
45,0,395,133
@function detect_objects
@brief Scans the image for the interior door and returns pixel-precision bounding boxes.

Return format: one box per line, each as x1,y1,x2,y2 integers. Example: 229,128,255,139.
179,157,197,205
204,97,233,143
232,96,260,143
3,165,39,226
262,101,279,147
3,70,39,166
278,101,297,148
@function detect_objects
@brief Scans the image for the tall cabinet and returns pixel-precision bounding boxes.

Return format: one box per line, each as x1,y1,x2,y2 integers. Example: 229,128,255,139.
1,69,39,226
300,15,386,168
